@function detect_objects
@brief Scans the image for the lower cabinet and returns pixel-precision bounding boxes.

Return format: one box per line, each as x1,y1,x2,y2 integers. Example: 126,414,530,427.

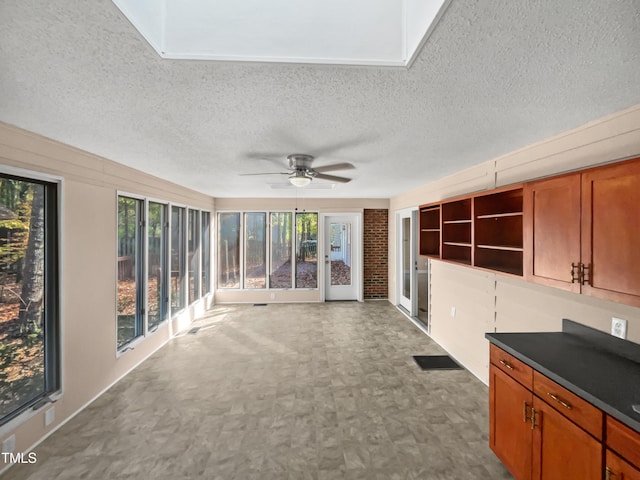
490,365,533,480
606,450,640,480
489,345,604,480
531,396,601,480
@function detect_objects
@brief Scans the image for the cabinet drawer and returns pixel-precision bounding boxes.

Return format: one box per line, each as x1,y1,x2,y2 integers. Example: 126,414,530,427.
490,344,533,389
606,449,640,480
533,371,603,440
607,415,640,467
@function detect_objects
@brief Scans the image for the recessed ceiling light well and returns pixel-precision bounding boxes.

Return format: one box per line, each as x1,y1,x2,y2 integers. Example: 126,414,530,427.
113,0,450,66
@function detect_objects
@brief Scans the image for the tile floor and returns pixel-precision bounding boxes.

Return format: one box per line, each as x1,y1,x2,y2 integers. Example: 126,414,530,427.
4,302,512,479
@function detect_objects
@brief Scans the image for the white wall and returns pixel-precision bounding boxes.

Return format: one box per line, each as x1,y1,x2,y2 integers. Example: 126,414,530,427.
0,122,214,462
389,103,640,383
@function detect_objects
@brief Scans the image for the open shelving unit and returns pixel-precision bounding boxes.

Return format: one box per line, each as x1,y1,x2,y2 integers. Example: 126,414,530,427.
418,185,524,276
473,187,523,275
419,204,440,257
441,197,472,265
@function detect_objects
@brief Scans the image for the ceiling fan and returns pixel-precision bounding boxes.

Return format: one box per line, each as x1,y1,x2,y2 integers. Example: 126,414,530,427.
240,154,354,187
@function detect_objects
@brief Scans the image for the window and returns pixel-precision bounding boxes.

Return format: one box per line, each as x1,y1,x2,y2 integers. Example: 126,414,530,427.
295,212,318,288
147,202,168,330
269,212,292,288
170,206,186,312
201,212,210,295
218,213,240,288
216,211,319,291
117,196,143,348
188,209,200,304
244,212,266,289
0,174,59,425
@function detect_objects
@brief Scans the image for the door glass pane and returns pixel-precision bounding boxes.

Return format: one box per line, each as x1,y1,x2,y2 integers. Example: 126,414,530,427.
0,179,46,419
117,196,142,348
170,206,186,311
148,202,166,330
402,217,411,299
295,213,318,288
201,212,210,294
188,210,200,303
218,213,240,288
244,213,266,289
330,222,352,286
270,212,292,288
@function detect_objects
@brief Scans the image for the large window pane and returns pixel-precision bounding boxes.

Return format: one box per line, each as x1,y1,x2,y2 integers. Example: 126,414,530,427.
295,212,318,288
117,196,143,348
148,202,167,330
170,206,186,312
218,213,240,288
270,212,292,288
244,213,266,289
201,212,210,295
0,176,58,424
188,209,200,304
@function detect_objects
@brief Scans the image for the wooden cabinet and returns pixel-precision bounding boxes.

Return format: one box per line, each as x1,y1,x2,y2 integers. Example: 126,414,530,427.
490,365,533,480
606,450,640,480
419,205,440,257
524,158,640,306
581,160,640,306
419,186,524,274
474,187,524,275
489,345,604,480
606,415,640,478
531,396,602,480
523,173,581,292
441,197,472,265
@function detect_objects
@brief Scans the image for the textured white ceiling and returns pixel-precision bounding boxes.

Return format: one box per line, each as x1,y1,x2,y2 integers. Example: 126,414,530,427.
1,0,640,199
113,0,447,66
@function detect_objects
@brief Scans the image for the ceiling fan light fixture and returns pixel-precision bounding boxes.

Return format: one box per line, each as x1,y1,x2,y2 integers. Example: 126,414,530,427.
289,172,312,187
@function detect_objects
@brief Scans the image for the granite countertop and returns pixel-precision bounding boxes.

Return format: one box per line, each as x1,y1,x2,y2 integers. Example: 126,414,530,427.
485,319,640,433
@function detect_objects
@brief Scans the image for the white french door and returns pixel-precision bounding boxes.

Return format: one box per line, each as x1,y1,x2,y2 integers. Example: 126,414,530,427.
397,209,417,314
323,214,361,301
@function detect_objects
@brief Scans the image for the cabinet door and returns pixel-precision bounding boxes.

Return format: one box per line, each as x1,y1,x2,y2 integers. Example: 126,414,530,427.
532,397,602,480
490,365,533,480
581,159,640,307
606,450,640,480
523,174,581,292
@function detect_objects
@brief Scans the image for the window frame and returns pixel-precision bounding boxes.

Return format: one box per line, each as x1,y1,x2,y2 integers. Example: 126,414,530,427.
0,166,62,430
216,210,319,292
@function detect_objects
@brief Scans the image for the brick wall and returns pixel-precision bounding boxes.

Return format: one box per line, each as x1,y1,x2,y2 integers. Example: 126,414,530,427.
363,209,388,299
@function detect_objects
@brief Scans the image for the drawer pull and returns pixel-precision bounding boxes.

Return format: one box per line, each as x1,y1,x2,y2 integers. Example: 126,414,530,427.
499,359,514,370
605,467,615,480
548,392,572,410
523,401,530,423
531,408,538,430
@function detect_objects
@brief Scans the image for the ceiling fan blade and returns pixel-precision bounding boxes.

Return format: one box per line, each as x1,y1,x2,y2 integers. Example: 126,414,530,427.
313,162,355,173
314,173,351,183
238,172,289,176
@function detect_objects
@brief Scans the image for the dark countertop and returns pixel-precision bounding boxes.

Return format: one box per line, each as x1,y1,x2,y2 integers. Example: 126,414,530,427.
485,320,640,434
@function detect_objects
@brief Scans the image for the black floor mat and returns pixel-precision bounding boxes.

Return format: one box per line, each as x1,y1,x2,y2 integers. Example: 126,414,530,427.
413,355,463,370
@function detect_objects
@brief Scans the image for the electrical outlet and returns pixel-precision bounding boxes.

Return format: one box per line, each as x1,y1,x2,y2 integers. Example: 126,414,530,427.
2,435,15,454
450,306,456,318
270,293,275,300
611,317,627,339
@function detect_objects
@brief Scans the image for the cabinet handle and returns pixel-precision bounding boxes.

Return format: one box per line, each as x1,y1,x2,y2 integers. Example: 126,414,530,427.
499,359,514,370
570,262,580,283
605,467,615,480
547,392,572,410
530,408,538,430
580,263,591,286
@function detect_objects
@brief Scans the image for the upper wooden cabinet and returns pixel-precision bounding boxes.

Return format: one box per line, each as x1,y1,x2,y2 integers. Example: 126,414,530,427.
418,204,440,257
524,158,640,306
523,173,581,292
